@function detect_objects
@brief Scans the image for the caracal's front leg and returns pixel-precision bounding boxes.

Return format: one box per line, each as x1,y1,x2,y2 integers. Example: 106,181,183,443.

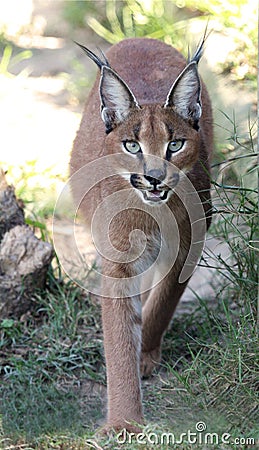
141,269,188,378
101,294,143,433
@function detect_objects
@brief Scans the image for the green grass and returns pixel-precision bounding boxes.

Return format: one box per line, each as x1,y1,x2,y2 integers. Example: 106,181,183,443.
0,278,105,447
0,304,258,449
164,302,258,434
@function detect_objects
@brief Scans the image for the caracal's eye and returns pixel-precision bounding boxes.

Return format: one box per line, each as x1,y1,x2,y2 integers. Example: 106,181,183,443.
123,141,141,154
167,139,185,153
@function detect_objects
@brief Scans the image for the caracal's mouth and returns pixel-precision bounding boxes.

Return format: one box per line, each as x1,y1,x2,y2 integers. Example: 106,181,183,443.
142,189,169,203
129,173,179,205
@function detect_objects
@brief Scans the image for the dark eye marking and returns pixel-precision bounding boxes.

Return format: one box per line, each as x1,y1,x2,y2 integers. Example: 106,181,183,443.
133,123,141,141
165,122,174,140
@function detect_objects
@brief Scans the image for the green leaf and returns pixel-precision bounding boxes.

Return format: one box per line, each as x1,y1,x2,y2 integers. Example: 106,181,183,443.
1,319,15,329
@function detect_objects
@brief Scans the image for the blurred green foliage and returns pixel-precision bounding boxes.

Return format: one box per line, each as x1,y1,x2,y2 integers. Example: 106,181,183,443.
5,161,64,220
0,44,31,76
63,0,257,84
62,0,99,28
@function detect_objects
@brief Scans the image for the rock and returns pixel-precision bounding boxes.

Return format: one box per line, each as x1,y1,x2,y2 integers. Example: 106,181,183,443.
0,225,53,317
0,169,54,318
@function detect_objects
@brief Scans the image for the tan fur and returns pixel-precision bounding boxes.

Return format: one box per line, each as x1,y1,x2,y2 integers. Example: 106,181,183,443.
70,38,213,432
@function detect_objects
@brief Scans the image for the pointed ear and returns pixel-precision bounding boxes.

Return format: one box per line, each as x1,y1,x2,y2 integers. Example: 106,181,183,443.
100,67,140,133
164,62,202,130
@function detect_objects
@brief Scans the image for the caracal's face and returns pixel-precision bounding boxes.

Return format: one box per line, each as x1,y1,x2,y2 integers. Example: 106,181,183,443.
106,104,200,205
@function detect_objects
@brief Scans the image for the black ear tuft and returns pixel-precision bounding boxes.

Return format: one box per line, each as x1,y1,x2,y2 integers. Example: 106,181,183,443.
75,42,140,132
74,41,110,69
188,22,211,65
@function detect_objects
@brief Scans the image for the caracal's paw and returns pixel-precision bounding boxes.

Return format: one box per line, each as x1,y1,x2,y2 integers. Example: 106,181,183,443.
140,346,161,378
97,420,143,437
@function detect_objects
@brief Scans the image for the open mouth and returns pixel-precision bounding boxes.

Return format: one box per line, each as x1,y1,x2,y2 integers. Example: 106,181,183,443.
143,189,169,203
129,174,173,204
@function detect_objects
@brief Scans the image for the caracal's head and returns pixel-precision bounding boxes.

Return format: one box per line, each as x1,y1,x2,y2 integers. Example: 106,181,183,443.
78,43,203,206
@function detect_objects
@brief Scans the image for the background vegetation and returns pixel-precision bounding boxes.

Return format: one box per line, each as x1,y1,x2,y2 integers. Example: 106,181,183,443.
0,1,258,449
